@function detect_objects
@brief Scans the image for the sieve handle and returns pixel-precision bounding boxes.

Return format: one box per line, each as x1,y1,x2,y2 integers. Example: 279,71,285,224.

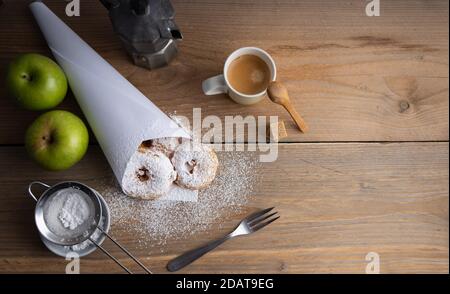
98,227,152,274
27,181,51,202
89,237,133,274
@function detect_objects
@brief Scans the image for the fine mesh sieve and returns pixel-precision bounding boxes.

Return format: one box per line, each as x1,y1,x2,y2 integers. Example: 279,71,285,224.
32,181,102,246
28,181,152,274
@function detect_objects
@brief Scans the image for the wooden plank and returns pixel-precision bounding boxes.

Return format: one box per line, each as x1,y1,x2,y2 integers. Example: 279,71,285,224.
0,0,448,144
0,142,447,273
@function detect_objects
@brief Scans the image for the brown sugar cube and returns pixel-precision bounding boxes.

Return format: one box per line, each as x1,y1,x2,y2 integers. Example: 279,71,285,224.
267,120,288,142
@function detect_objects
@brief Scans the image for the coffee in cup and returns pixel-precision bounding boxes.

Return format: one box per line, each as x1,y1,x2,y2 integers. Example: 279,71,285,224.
227,54,271,95
202,47,277,105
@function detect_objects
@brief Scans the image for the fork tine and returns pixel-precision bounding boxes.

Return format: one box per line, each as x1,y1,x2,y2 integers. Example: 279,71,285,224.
244,207,274,223
251,216,280,232
248,212,278,226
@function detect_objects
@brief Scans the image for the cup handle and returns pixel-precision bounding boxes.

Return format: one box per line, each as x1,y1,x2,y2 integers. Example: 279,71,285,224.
202,74,227,95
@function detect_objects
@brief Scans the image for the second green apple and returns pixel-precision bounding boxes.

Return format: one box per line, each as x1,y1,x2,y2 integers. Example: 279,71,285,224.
25,110,89,171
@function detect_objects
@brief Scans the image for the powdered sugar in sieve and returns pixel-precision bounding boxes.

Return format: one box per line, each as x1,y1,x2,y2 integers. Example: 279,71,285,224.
43,187,96,240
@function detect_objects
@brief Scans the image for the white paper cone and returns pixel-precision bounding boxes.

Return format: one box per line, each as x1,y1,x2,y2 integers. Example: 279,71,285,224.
30,2,190,189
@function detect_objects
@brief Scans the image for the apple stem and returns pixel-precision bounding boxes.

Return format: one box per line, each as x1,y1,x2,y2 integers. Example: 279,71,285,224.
42,135,53,144
22,74,32,82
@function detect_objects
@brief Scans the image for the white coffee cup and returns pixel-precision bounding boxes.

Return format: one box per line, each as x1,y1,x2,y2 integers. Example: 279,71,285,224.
202,47,277,105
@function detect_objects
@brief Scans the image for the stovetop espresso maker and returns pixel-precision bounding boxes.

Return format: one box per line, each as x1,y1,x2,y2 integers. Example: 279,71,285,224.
100,0,182,70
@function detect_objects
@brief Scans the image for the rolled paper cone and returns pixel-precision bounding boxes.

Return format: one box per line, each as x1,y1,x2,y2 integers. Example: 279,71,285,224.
30,2,190,190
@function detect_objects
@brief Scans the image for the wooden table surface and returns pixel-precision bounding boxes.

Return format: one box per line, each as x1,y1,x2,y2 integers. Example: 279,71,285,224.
0,0,448,273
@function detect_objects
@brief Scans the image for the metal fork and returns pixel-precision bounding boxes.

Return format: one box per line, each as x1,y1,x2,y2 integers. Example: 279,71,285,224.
167,207,279,272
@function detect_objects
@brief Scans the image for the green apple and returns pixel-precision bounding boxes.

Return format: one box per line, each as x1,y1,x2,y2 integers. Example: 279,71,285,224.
25,110,89,171
6,53,68,111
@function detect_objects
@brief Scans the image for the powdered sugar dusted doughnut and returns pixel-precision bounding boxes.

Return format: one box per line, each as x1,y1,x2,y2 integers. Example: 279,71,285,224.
122,150,176,199
139,137,183,158
171,141,218,190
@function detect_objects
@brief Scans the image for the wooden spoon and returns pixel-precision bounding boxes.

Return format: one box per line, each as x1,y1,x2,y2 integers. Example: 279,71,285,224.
267,81,309,133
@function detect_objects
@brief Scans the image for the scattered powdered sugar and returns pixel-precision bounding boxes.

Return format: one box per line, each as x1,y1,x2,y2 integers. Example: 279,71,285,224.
96,151,260,249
